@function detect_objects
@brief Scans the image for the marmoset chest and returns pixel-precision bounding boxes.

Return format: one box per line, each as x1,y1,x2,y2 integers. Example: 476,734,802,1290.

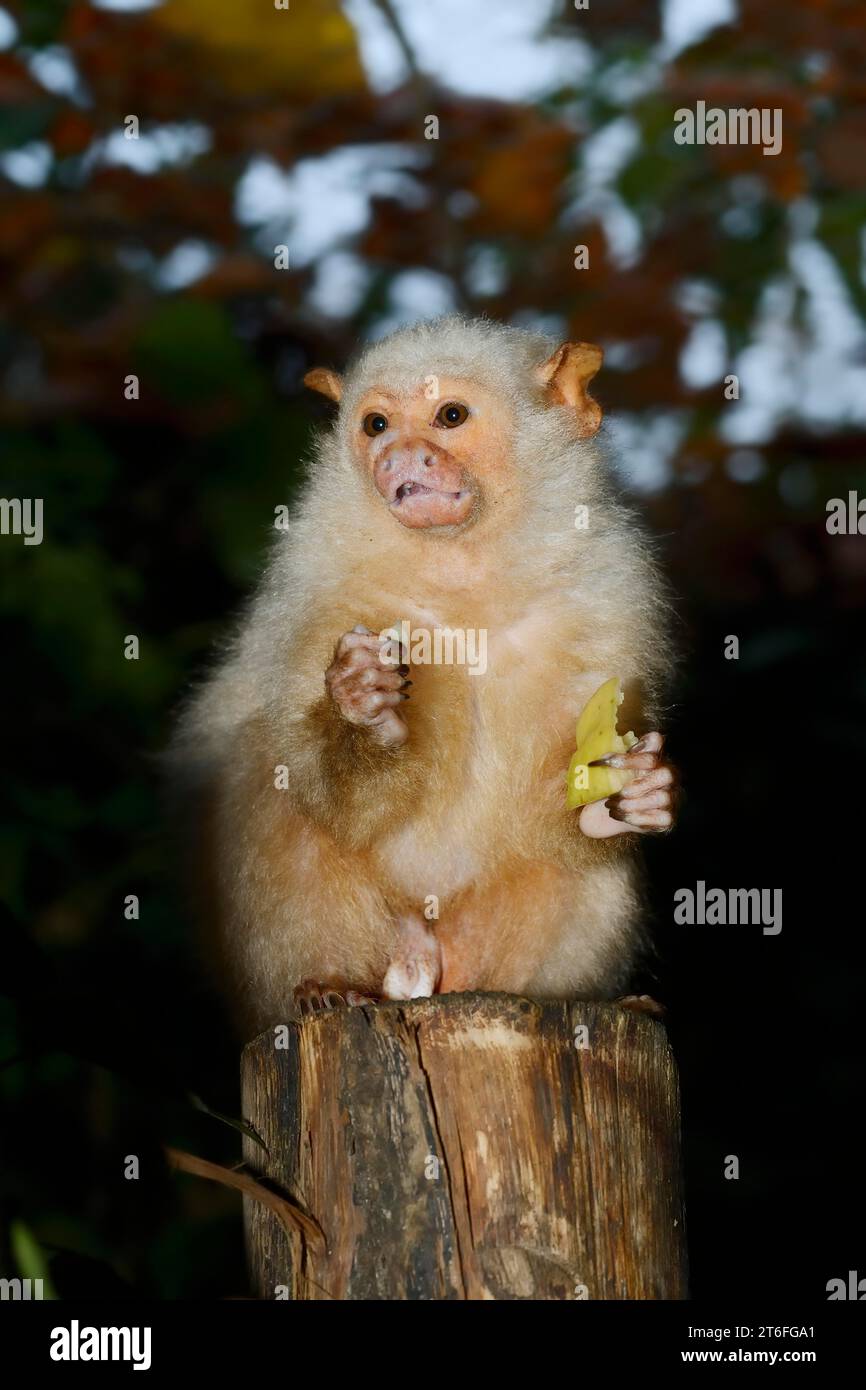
369,606,579,899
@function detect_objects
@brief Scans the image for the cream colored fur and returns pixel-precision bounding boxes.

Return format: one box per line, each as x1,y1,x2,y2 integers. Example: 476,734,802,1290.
169,316,674,1038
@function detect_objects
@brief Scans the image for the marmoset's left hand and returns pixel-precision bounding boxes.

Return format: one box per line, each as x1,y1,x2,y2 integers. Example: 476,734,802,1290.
579,732,677,838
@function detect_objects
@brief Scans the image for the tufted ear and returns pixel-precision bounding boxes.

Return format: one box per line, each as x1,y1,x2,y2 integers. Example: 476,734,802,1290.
535,341,603,438
303,367,343,402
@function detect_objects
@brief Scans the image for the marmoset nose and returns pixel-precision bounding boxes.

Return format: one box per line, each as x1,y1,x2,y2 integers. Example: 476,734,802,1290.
379,442,438,471
373,441,461,502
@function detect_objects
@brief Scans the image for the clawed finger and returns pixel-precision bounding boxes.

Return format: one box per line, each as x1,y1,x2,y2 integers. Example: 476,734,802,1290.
591,731,666,771
294,980,345,1014
616,787,670,811
339,665,406,692
335,630,383,657
334,626,408,668
608,800,673,832
345,990,378,1006
617,765,674,799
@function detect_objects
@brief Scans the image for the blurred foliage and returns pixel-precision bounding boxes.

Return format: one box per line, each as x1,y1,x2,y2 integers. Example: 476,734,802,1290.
0,0,864,1299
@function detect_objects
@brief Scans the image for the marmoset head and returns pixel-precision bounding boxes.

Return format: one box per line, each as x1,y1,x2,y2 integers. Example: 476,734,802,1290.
305,316,603,534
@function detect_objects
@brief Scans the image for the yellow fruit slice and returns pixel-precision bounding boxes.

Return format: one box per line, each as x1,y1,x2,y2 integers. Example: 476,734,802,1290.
566,677,638,809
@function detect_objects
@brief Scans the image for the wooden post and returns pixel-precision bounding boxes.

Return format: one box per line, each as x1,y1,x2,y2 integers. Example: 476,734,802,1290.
241,993,688,1300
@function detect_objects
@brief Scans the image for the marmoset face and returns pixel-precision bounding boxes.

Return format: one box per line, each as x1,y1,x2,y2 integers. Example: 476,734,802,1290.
349,375,512,531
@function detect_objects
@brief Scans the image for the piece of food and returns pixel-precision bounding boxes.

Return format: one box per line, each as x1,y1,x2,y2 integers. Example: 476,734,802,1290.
566,677,638,808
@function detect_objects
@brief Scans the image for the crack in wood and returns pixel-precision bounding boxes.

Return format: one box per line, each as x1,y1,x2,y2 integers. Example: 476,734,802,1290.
241,995,688,1300
410,1012,469,1299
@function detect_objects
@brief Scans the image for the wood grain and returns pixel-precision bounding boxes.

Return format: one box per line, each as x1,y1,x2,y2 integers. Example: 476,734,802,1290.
241,993,688,1300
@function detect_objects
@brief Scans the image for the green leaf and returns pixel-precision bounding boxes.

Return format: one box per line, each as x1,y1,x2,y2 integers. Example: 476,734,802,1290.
10,1221,59,1299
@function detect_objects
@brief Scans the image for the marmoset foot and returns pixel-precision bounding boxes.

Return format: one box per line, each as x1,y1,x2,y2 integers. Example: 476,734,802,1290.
293,979,378,1015
614,994,666,1018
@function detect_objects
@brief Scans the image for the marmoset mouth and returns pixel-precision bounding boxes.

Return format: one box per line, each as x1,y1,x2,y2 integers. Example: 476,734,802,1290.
388,479,474,528
394,480,470,503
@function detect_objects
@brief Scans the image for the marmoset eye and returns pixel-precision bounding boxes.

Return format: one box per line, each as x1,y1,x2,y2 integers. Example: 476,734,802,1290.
435,402,469,428
363,413,389,436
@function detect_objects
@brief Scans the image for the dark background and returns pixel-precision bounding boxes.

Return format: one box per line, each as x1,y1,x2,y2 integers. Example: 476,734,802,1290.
1,0,864,1300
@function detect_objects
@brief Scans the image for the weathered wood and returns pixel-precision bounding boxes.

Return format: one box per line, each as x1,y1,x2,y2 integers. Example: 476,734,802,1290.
241,993,688,1300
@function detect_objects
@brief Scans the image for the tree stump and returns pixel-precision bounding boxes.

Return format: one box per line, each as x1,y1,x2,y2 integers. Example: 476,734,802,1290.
241,993,688,1300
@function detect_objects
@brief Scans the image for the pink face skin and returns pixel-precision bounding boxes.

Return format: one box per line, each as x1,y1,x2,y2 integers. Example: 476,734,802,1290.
351,377,512,531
